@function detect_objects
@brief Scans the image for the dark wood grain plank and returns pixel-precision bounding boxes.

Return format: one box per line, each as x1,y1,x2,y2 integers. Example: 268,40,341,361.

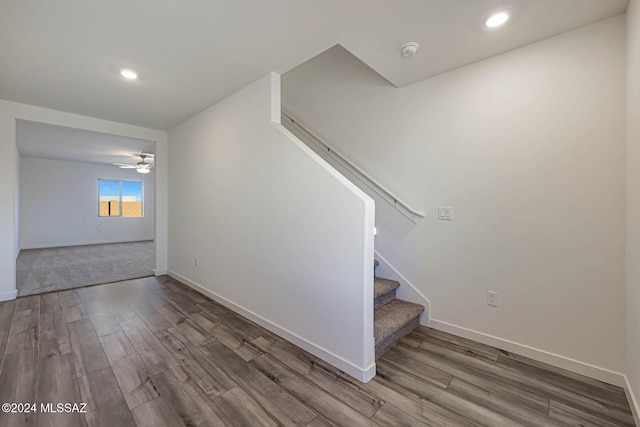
151,365,231,426
250,353,380,427
411,327,504,359
211,323,262,361
156,304,186,325
251,335,315,376
58,290,81,310
496,354,630,410
118,317,178,376
0,299,17,368
215,386,279,427
306,416,335,427
88,314,120,337
61,303,88,324
40,293,62,314
39,311,71,360
360,372,485,427
416,332,500,363
155,327,236,398
189,310,222,330
304,362,383,418
38,353,86,427
198,300,264,339
385,345,550,414
0,349,38,427
174,317,211,346
378,353,452,389
97,285,138,322
204,339,318,426
78,366,136,427
446,378,566,427
67,318,110,378
110,353,159,409
500,348,627,397
130,396,187,427
368,363,523,427
5,296,39,354
549,399,635,427
98,330,135,364
412,341,634,425
372,402,434,427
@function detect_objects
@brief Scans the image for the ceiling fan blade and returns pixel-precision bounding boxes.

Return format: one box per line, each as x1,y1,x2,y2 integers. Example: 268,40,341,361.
139,152,155,158
113,163,137,168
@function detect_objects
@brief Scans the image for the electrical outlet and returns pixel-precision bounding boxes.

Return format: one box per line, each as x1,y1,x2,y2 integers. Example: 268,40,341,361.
487,290,498,307
438,206,453,220
195,257,199,267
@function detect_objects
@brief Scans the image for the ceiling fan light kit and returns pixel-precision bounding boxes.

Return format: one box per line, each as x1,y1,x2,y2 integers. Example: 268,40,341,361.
113,152,154,174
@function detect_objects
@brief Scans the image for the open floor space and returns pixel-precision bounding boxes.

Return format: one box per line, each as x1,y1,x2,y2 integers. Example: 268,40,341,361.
0,276,633,426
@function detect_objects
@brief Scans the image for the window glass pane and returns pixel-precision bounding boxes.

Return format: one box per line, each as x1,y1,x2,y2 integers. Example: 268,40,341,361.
99,180,120,217
122,181,143,217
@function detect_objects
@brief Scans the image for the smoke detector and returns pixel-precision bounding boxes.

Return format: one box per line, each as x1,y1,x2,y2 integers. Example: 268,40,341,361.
400,42,419,57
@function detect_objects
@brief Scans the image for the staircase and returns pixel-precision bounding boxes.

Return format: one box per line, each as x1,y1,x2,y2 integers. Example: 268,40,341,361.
373,259,424,359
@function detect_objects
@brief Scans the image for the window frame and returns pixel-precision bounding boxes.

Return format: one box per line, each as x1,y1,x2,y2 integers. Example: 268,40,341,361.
98,179,144,218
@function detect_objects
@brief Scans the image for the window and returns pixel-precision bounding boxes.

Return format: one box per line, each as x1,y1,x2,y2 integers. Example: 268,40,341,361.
99,180,143,217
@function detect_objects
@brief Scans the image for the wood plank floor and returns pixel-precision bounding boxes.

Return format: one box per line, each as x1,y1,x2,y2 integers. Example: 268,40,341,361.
0,275,634,426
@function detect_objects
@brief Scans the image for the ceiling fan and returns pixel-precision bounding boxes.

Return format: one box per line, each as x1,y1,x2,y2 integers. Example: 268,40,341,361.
113,153,154,174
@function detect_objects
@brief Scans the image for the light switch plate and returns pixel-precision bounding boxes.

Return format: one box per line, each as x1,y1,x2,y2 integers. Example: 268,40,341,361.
438,206,453,220
487,290,498,307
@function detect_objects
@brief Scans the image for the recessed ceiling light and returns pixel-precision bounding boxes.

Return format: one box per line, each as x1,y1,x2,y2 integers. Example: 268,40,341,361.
120,69,138,80
486,12,509,28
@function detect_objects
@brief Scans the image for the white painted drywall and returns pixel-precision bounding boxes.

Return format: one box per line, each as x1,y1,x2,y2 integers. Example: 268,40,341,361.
19,157,155,248
282,16,626,378
0,103,18,301
14,142,20,260
627,0,640,421
0,99,168,301
167,73,376,381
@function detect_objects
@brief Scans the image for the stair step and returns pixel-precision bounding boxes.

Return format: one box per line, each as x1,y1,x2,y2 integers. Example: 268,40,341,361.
374,259,379,270
374,299,424,359
374,277,400,309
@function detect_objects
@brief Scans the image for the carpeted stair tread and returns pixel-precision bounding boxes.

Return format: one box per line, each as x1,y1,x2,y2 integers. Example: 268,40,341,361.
374,299,424,347
374,277,400,310
374,277,399,299
374,259,379,269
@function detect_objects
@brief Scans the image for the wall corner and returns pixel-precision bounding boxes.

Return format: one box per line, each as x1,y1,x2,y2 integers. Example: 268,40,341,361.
269,72,282,124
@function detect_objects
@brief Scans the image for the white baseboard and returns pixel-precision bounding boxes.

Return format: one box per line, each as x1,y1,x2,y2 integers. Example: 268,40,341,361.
374,251,430,327
167,270,376,383
430,318,626,387
154,269,168,276
21,238,154,250
623,375,640,426
0,288,18,302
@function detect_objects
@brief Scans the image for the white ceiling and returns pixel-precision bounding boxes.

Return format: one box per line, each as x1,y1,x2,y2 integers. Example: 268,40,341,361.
0,0,628,130
17,120,155,166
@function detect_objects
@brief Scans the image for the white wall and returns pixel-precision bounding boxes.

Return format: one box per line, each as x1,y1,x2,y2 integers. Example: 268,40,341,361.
0,99,168,301
168,73,376,381
282,16,626,383
14,142,19,260
19,157,155,248
627,0,640,421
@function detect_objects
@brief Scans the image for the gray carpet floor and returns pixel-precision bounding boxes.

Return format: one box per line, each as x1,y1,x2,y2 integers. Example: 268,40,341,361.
16,241,155,297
